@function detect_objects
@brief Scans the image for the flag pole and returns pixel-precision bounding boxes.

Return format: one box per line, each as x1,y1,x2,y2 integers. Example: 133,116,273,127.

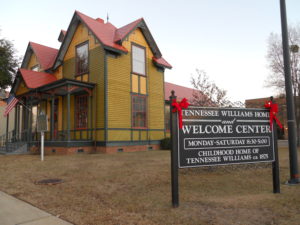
18,99,31,111
5,114,9,152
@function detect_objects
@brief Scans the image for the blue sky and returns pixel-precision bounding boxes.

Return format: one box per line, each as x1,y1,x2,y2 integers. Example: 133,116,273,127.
1,0,300,102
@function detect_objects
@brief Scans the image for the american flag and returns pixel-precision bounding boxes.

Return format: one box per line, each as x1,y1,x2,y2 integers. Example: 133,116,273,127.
3,96,18,117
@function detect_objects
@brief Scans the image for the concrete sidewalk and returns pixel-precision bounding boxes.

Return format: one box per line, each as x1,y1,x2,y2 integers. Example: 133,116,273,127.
0,191,73,225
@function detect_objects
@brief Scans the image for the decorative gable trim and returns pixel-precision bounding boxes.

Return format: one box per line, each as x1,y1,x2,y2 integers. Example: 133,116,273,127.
20,43,37,70
50,11,171,70
52,13,81,70
115,19,162,58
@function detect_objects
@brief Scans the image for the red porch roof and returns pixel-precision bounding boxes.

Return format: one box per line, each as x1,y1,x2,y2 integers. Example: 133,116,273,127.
19,69,57,89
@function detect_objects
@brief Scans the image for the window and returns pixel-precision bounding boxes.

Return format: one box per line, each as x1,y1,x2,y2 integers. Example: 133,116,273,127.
132,44,145,75
131,74,147,94
132,95,147,128
76,42,89,75
75,95,88,129
31,65,39,71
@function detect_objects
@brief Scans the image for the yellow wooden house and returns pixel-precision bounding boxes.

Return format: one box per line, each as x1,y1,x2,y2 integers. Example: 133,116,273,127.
10,10,172,153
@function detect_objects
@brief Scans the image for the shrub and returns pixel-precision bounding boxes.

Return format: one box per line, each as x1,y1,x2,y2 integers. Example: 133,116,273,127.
160,138,171,150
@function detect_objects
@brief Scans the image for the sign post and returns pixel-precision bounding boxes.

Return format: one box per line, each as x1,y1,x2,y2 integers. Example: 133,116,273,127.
41,131,44,161
170,91,179,207
272,121,280,193
37,113,48,161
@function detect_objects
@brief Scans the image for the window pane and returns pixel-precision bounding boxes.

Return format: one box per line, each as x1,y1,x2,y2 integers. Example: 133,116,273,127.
140,76,147,94
76,43,88,74
133,61,145,75
75,95,88,129
132,95,146,128
132,46,145,62
31,65,39,71
132,74,139,93
132,45,145,75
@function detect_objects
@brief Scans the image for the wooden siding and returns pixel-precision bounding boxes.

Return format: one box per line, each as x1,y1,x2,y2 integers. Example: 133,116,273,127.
107,54,131,130
15,80,29,96
122,28,154,59
63,22,100,81
63,58,75,79
106,27,165,141
53,66,63,80
64,23,100,61
132,131,139,141
108,130,131,141
89,46,105,129
27,53,39,71
148,57,164,130
149,130,165,140
60,22,105,141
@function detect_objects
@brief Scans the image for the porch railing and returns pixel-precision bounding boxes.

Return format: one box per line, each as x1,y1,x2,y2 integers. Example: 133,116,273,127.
0,128,94,149
0,130,28,147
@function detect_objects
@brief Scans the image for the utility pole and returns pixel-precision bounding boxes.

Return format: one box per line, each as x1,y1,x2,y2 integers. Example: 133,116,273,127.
279,0,300,184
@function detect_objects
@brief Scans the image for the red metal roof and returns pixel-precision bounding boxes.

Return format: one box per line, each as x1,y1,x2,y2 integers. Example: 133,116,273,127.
153,57,172,69
76,11,128,53
165,82,196,101
30,42,58,70
114,18,143,42
19,69,57,89
75,11,171,68
27,11,171,72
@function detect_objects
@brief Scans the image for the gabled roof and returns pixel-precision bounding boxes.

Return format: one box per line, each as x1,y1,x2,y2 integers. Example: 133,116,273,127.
30,42,59,70
76,11,128,53
18,69,57,89
21,42,58,71
114,18,143,42
53,10,171,69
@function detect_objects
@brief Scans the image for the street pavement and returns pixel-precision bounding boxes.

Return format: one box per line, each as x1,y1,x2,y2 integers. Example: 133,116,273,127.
0,191,73,225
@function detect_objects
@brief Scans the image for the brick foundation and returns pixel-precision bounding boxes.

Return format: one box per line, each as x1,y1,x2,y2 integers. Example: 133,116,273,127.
96,144,160,153
29,144,160,155
29,146,96,155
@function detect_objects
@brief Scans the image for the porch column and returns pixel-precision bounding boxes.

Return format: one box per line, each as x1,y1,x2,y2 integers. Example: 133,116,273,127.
89,95,92,139
23,99,27,131
27,97,32,143
51,96,55,141
14,104,18,141
17,104,20,140
67,88,71,142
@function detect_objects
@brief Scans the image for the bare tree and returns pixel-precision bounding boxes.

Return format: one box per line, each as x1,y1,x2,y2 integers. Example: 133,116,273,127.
191,69,244,107
265,24,300,145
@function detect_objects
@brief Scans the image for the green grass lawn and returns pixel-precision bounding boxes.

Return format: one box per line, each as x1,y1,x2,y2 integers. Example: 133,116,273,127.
0,148,300,225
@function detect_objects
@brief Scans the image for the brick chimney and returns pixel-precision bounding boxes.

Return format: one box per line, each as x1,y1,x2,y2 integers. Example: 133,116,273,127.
96,18,104,23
